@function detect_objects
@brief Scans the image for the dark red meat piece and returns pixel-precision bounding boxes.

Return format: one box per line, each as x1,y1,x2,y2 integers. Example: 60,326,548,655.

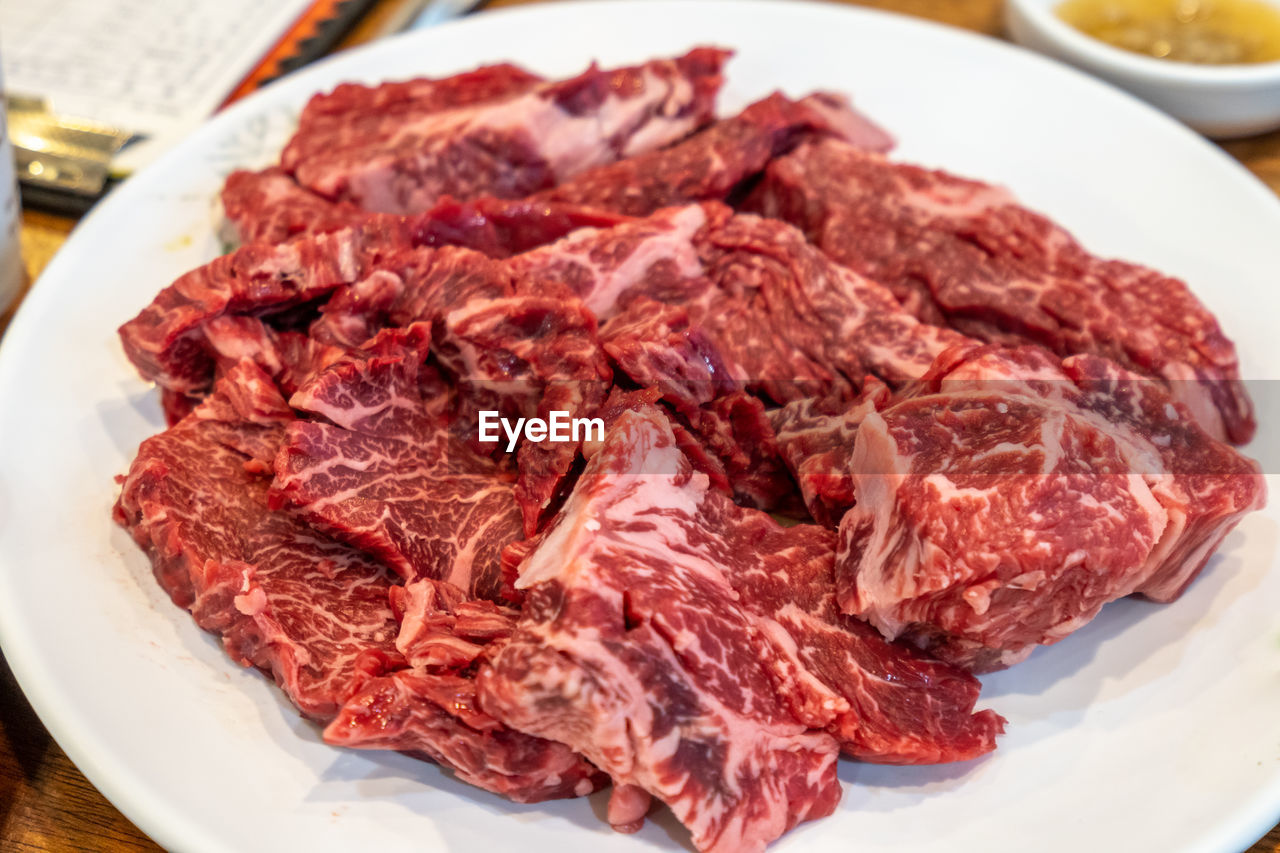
326,668,605,802
221,165,629,252
113,367,400,720
221,167,374,245
749,138,1256,444
513,203,967,406
768,379,890,526
324,577,605,803
836,344,1265,671
481,405,1004,850
531,91,892,216
440,289,613,532
271,326,525,603
708,486,1005,765
478,407,842,853
119,222,418,394
284,49,730,214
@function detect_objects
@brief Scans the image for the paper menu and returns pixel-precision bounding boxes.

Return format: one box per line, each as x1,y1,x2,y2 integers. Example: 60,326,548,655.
1,0,316,173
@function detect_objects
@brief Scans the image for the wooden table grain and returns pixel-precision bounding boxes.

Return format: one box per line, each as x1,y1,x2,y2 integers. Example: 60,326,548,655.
1,0,1278,850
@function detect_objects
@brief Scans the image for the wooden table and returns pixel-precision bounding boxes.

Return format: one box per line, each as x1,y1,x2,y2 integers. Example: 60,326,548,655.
2,0,1278,849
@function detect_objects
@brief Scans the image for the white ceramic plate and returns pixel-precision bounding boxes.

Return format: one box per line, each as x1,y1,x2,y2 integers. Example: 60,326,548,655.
1,2,1278,851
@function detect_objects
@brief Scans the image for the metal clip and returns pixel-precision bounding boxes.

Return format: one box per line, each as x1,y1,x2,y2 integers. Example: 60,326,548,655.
6,95,134,199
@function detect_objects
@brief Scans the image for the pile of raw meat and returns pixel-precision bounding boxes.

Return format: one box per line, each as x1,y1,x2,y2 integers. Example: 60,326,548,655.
113,47,1265,852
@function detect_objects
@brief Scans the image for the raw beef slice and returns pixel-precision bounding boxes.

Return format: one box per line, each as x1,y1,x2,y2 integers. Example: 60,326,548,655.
121,229,524,398
325,578,606,803
478,407,842,853
126,200,626,413
713,496,1005,765
328,667,604,802
221,167,374,246
220,165,629,251
284,48,731,214
480,406,1004,851
118,222,418,393
271,325,525,603
767,378,891,527
118,359,600,803
114,365,401,719
836,344,1265,672
282,63,547,182
512,202,968,405
748,138,1255,444
440,287,612,532
499,200,964,509
531,90,892,216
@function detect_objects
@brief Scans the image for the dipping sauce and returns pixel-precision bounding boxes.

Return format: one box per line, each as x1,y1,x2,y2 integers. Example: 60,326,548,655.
1057,0,1280,63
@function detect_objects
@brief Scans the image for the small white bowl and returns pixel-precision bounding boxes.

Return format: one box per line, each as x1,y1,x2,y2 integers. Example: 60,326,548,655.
1006,0,1280,137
